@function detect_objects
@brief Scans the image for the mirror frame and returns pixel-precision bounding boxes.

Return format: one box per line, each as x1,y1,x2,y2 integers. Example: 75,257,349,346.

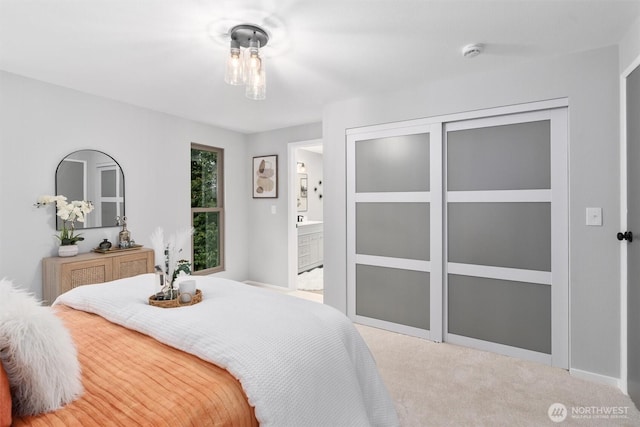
55,149,125,230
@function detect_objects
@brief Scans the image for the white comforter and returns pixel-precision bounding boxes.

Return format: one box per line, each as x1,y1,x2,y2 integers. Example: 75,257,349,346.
54,274,399,427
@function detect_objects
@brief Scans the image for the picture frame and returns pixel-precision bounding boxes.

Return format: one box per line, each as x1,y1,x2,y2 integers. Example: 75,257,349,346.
252,155,278,198
297,173,308,211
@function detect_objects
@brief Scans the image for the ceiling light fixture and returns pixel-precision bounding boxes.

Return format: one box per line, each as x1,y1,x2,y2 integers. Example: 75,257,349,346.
224,24,269,100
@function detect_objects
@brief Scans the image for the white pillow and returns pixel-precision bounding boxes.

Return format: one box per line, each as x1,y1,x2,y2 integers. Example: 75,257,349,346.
0,278,83,417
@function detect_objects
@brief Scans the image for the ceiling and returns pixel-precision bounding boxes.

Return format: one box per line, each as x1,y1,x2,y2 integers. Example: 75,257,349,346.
1,0,639,134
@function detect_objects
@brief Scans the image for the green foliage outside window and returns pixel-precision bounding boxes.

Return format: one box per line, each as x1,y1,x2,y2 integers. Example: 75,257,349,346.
192,212,219,271
191,149,217,208
191,146,223,272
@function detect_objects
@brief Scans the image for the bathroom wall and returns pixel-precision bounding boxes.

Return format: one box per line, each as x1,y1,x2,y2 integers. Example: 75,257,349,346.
296,148,323,222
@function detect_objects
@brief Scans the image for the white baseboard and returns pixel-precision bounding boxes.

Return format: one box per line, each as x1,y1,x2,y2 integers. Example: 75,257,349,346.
570,368,621,390
243,280,269,287
243,280,290,292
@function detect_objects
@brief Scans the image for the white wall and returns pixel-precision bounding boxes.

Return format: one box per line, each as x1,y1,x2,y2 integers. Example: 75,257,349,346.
323,46,622,379
620,15,640,72
0,71,250,299
246,123,322,288
296,149,323,222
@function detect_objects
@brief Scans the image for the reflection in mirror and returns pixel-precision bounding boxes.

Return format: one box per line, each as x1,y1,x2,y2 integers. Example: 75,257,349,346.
297,173,308,212
55,150,124,230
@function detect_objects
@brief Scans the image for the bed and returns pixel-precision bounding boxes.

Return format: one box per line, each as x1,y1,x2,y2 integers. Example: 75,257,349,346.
3,274,399,427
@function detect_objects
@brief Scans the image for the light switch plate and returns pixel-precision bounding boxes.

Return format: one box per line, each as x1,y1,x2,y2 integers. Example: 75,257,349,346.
586,207,602,226
271,205,277,214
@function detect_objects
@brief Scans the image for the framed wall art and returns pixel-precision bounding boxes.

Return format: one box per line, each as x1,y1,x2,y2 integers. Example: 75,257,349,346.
297,173,308,211
253,155,278,198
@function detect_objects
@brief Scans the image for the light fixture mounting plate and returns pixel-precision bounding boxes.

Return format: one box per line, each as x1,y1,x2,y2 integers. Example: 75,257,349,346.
230,24,269,48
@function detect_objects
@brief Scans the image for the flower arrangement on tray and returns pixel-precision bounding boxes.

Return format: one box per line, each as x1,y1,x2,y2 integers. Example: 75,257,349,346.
149,227,194,303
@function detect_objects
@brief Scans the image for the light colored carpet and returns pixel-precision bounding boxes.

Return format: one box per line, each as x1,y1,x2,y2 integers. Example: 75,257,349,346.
244,280,324,303
262,284,640,426
356,324,640,426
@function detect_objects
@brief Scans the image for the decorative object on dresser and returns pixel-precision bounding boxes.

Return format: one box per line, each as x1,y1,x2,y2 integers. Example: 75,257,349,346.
93,243,143,254
35,195,95,257
252,155,278,198
116,216,133,248
98,239,112,250
42,248,154,304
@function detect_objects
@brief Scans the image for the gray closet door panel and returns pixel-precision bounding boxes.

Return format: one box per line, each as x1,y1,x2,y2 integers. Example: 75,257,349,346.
356,264,430,329
448,202,551,271
447,120,551,191
448,274,551,354
356,203,430,260
356,133,430,193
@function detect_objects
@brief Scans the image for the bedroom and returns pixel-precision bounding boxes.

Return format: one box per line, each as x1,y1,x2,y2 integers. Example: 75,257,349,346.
1,0,640,425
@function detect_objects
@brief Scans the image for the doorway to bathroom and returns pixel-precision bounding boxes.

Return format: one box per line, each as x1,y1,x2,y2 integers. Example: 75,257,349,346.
288,139,324,300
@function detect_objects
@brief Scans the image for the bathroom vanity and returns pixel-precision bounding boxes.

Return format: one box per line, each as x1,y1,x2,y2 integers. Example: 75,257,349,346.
297,221,323,273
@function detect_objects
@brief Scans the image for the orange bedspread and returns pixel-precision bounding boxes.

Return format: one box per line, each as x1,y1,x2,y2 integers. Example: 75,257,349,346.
13,306,258,427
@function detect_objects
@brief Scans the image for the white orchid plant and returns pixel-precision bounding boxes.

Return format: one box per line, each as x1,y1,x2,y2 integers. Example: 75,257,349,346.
36,195,95,245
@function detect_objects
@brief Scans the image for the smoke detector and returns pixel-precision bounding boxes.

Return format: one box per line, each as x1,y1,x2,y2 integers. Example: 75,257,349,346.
462,44,483,58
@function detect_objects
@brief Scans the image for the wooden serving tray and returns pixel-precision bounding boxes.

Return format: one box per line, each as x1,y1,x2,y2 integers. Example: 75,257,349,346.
92,244,144,254
148,289,202,308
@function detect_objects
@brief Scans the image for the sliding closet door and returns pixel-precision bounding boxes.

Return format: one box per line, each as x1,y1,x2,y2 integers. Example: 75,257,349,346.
444,109,568,368
346,101,568,367
347,124,442,340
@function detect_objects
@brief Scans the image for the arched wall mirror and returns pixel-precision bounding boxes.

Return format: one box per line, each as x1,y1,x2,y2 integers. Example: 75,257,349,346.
55,150,125,230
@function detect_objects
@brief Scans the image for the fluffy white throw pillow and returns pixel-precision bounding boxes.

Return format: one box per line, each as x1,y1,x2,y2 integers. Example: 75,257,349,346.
0,278,82,417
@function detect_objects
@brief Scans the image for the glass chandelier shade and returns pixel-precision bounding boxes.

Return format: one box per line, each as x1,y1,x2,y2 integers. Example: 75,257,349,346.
244,40,266,100
223,24,269,100
224,40,243,85
245,66,266,100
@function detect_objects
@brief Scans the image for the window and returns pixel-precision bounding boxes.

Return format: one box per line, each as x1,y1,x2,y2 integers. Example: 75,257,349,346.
191,144,224,274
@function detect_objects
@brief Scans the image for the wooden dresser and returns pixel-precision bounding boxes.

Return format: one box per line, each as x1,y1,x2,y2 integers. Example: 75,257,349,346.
42,247,154,304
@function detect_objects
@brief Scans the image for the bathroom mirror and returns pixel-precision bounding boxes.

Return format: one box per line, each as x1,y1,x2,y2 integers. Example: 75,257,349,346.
297,173,308,212
55,150,125,230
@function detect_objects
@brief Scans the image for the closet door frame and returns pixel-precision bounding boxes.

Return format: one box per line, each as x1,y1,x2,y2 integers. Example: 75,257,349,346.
346,98,568,368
